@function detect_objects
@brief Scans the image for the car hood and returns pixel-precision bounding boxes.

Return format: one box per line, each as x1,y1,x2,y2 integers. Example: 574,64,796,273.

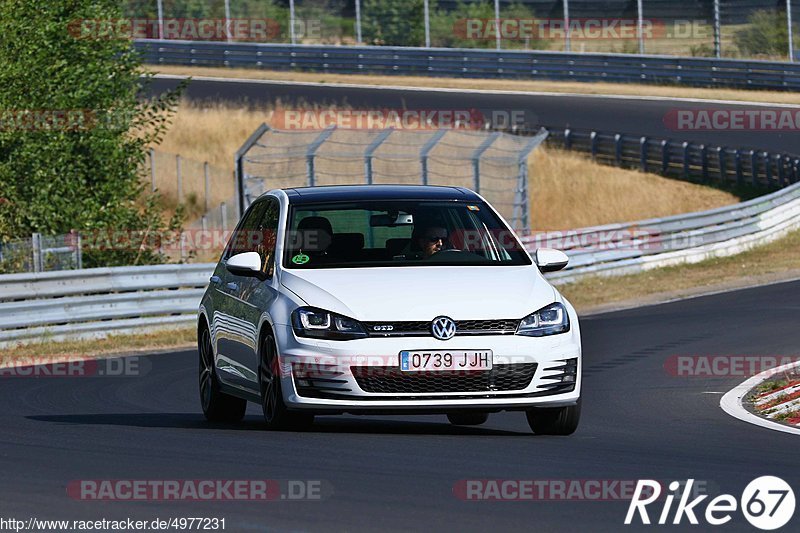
280,266,555,321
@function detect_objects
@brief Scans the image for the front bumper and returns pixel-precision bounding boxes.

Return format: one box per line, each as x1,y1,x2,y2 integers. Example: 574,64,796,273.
274,324,581,412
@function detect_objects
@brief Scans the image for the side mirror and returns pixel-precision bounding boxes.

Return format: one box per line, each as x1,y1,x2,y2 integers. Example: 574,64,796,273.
226,251,264,277
535,248,569,273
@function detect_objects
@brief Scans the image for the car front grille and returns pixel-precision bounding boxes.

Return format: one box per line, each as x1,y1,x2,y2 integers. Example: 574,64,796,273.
364,319,519,337
351,363,537,394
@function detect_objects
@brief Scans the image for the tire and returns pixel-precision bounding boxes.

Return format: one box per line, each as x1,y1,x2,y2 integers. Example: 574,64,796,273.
526,399,581,435
259,332,314,431
199,325,247,423
447,412,489,426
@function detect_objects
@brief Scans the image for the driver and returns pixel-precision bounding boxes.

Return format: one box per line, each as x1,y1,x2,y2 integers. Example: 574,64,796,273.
414,225,448,258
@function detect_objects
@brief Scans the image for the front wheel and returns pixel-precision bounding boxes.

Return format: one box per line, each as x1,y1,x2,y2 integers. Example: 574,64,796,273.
259,332,314,431
525,400,581,435
199,326,247,423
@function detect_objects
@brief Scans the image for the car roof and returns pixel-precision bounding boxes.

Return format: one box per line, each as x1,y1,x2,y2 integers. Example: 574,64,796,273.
282,185,481,205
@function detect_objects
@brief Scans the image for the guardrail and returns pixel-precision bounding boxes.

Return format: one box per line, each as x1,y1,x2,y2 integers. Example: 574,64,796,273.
543,127,800,189
134,39,800,91
0,263,214,345
3,177,800,345
523,180,800,284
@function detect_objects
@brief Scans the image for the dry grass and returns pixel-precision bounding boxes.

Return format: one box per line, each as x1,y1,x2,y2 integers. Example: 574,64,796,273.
148,65,800,106
155,101,737,233
559,228,800,311
528,148,736,229
0,327,196,363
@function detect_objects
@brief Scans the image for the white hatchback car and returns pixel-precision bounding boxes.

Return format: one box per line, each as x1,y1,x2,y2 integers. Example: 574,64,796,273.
198,185,581,434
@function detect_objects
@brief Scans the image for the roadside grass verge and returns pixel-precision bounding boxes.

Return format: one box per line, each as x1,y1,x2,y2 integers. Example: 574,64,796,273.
148,65,800,106
0,327,196,364
558,227,800,311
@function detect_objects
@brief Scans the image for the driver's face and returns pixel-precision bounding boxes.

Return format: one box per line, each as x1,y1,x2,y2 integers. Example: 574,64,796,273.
419,227,447,258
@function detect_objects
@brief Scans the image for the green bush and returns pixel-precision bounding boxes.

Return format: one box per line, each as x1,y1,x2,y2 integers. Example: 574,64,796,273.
0,0,184,267
734,10,795,59
362,0,425,46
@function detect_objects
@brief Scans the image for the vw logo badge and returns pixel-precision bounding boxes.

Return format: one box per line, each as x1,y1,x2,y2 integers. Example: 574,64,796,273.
431,316,457,340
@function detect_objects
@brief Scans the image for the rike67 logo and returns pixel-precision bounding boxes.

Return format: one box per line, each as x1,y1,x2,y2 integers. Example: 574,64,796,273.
625,477,795,530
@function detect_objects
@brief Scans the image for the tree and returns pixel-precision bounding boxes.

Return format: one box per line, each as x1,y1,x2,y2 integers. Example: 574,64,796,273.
0,0,184,266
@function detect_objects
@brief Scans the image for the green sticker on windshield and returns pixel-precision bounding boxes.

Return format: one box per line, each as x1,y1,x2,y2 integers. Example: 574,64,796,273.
292,253,310,265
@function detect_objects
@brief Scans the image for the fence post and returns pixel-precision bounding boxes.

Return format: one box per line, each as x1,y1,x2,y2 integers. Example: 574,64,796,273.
636,0,645,54
682,141,690,179
289,0,297,45
204,162,210,213
564,128,572,149
563,0,571,52
788,0,795,62
31,233,42,273
794,159,800,184
472,132,500,194
220,202,228,233
306,125,336,187
355,0,362,44
717,147,727,182
420,129,447,186
364,127,394,185
76,232,82,269
176,154,183,204
735,149,743,186
149,148,156,192
661,139,669,174
750,150,759,186
614,134,622,165
700,145,708,181
423,0,431,48
764,152,772,185
713,0,721,58
639,136,648,172
590,131,598,161
156,0,164,40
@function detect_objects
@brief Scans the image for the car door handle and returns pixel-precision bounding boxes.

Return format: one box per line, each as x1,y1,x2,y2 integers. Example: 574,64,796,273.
210,275,221,284
225,282,239,291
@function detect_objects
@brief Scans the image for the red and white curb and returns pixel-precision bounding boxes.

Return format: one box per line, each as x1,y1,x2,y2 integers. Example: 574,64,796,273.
720,360,800,436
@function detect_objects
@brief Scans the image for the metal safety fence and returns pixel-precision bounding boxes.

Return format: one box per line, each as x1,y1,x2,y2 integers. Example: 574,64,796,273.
134,39,800,90
235,124,549,231
123,1,800,60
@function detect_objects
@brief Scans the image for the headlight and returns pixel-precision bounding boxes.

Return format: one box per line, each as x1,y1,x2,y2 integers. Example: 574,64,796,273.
292,307,367,340
516,303,570,337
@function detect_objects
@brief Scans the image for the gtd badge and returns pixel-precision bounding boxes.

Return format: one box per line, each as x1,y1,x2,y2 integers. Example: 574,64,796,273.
373,325,394,332
431,316,456,340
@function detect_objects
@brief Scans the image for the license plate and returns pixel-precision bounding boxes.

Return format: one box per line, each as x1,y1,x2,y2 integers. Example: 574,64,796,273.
399,350,493,372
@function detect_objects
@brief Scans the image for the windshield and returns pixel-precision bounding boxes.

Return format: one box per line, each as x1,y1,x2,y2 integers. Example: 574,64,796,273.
283,200,531,269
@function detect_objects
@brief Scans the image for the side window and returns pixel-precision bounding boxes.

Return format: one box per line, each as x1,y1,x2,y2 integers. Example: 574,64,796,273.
224,201,268,260
254,198,280,277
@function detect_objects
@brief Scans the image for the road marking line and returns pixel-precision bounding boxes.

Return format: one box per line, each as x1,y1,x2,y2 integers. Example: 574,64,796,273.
151,73,800,109
720,359,800,436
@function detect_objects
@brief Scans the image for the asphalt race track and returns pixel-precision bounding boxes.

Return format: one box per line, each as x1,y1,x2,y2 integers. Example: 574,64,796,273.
2,280,799,531
148,76,800,154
